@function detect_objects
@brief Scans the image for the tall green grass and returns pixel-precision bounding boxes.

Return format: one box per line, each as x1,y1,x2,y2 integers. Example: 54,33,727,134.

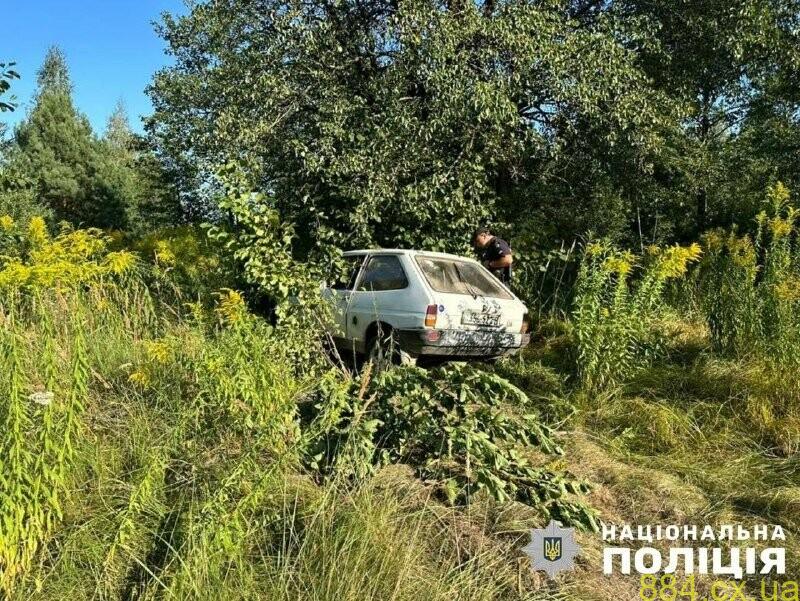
2,284,560,600
571,240,701,393
0,217,569,600
5,185,800,600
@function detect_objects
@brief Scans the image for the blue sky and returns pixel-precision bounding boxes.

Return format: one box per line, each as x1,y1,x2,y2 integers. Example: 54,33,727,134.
2,0,186,135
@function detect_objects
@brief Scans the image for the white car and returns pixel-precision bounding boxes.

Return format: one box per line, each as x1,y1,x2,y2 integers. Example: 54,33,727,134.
322,249,531,366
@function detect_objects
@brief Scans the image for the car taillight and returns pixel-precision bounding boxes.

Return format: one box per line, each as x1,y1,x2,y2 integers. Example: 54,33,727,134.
425,304,438,328
520,313,531,334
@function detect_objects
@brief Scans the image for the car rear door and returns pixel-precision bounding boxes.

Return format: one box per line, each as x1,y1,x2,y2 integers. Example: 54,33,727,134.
346,254,427,347
412,255,525,333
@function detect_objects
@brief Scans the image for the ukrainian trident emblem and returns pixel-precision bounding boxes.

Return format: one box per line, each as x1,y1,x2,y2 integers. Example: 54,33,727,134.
522,520,581,578
544,537,562,562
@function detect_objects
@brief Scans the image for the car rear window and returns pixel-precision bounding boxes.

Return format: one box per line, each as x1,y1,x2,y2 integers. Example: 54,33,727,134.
414,257,513,299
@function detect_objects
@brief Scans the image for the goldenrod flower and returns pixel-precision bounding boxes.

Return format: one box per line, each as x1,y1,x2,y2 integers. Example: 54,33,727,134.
0,262,32,291
767,181,791,207
769,217,793,239
0,215,14,232
128,370,151,386
585,242,604,257
702,231,723,252
143,340,172,365
104,251,137,275
0,223,137,293
27,216,48,246
774,277,800,302
727,236,756,268
603,253,634,276
154,241,176,266
215,288,247,325
655,243,702,279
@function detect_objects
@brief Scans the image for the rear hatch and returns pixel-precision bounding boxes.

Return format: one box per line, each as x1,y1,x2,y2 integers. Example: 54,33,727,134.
413,255,525,332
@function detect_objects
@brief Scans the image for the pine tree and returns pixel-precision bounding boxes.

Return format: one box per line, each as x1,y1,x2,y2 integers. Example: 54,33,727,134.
98,100,182,233
104,100,134,154
36,46,71,96
127,136,183,232
12,47,128,228
96,100,139,228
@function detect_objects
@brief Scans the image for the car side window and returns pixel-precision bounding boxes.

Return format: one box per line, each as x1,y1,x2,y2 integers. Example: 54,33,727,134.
331,256,364,290
357,255,408,292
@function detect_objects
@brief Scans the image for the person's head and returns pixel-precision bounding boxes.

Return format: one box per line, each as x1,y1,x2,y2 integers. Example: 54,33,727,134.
472,227,493,249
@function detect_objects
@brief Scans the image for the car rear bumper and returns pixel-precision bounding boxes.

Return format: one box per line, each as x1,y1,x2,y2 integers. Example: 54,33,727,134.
398,329,530,357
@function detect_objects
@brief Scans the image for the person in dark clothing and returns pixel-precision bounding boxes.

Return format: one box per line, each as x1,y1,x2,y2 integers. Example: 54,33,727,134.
472,227,513,283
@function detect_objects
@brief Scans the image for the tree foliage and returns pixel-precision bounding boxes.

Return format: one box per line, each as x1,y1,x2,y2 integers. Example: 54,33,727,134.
0,61,20,114
8,48,125,228
611,0,800,235
144,0,800,256
149,0,669,255
97,102,183,233
13,86,119,226
2,48,182,232
6,1,800,258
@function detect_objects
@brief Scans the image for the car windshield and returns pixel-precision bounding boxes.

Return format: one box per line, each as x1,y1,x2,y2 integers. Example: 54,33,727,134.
415,256,513,299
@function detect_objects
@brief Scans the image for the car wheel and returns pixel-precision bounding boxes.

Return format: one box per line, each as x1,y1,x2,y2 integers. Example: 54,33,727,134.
366,328,416,373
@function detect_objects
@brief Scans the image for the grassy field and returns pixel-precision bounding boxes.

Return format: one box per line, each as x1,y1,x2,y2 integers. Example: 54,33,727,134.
502,318,800,598
1,215,799,599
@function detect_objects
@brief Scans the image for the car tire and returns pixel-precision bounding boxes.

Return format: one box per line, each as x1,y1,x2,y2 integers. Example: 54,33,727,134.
366,328,416,372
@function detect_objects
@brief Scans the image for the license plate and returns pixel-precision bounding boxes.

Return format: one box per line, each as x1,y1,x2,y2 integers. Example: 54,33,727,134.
462,311,501,327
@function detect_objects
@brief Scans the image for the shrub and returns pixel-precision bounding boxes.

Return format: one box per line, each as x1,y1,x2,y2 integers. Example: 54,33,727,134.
0,215,137,294
205,170,333,363
134,224,236,302
697,183,800,371
305,363,599,531
510,242,578,320
0,187,50,226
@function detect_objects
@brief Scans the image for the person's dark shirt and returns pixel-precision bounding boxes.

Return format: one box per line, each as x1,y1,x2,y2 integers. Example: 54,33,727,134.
479,236,512,283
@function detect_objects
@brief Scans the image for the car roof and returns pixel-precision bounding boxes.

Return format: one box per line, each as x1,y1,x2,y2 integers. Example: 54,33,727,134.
342,248,478,262
341,248,521,302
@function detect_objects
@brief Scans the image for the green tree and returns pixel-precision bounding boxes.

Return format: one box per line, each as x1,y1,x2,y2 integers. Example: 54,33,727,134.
0,59,49,222
0,156,49,223
128,136,184,232
610,0,800,235
149,0,668,256
99,101,183,233
11,47,127,228
104,100,135,153
95,102,140,229
36,46,71,95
